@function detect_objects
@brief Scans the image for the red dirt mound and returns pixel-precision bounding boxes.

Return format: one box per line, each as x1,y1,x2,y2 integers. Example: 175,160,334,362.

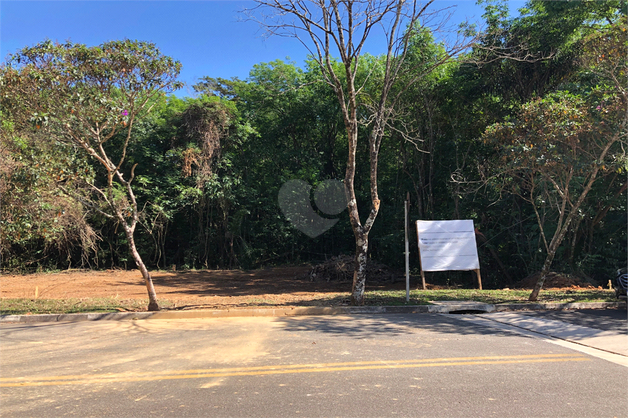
306,255,401,283
515,272,596,289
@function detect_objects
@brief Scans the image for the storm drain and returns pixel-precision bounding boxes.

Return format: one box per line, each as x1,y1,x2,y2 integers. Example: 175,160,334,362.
447,309,488,315
427,301,496,314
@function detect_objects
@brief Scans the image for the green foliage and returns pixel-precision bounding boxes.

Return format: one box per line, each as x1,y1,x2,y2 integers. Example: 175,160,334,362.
1,39,182,277
479,17,627,284
2,4,626,291
0,114,97,270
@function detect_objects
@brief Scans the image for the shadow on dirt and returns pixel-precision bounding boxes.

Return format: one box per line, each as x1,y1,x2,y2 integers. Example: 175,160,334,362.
119,267,332,297
119,266,408,298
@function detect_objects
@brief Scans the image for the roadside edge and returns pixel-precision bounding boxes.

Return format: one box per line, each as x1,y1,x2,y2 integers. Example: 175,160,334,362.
1,301,625,323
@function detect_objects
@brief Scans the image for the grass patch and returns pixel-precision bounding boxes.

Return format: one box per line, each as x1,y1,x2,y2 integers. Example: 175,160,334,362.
0,298,173,315
363,289,617,306
0,289,618,315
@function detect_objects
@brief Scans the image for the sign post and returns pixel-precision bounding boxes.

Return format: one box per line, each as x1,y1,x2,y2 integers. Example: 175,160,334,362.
416,220,482,289
404,194,410,302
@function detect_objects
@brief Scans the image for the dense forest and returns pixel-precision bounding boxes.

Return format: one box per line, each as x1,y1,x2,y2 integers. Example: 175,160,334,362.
1,1,626,295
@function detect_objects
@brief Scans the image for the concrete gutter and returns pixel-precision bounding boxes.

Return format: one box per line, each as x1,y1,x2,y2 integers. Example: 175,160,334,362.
1,301,625,324
478,312,628,357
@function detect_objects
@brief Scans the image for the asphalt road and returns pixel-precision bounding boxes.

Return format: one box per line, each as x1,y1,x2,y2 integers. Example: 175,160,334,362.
1,312,626,418
515,308,627,332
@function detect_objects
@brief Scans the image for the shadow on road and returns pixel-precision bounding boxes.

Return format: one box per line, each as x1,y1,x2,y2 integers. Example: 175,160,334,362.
273,313,526,339
515,309,627,332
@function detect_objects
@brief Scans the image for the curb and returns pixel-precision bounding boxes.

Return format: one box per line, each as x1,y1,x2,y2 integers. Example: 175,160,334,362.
1,301,625,324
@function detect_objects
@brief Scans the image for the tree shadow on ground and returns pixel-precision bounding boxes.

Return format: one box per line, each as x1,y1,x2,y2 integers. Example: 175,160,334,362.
273,313,526,339
516,309,627,332
120,266,408,298
120,267,345,297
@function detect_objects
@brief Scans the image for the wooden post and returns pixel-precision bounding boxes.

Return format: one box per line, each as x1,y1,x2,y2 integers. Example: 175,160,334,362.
475,268,483,290
416,221,427,290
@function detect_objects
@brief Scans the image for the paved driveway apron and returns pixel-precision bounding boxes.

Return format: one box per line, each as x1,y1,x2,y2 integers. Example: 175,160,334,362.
511,308,627,332
1,313,626,417
474,308,628,357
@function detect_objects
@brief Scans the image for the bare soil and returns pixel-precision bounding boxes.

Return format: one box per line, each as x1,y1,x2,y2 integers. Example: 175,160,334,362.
1,266,600,311
515,272,598,289
0,266,409,310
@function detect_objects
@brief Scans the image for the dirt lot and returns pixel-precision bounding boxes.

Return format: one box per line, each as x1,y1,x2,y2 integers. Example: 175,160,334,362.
0,266,392,309
1,266,600,311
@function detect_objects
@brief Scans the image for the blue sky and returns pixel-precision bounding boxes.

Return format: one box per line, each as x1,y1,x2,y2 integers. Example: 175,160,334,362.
1,1,526,97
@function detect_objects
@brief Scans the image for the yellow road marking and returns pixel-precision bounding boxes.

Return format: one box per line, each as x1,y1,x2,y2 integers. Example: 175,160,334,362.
1,354,589,387
0,353,581,381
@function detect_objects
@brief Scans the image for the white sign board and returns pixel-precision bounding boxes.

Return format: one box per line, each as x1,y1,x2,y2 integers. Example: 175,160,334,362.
416,220,480,272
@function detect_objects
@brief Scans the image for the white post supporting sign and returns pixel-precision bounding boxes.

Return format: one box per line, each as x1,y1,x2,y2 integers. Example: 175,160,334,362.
416,220,482,289
404,195,410,301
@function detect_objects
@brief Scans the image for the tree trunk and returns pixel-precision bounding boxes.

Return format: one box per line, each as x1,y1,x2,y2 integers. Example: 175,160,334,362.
342,100,370,305
351,232,369,305
124,226,160,311
528,219,571,301
528,254,555,302
528,137,617,301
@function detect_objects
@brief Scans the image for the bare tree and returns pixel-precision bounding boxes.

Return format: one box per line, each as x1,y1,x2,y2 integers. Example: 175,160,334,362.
248,0,475,304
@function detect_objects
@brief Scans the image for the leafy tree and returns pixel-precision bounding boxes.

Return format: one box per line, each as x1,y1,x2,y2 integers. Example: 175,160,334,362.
0,116,98,270
249,0,475,304
202,60,351,269
0,40,182,310
424,2,627,289
482,29,626,299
